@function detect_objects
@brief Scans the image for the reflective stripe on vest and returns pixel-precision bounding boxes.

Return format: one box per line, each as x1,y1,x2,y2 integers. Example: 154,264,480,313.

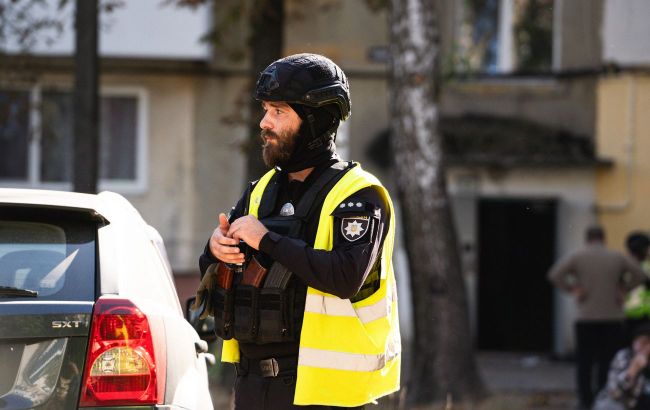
299,330,401,372
220,163,401,406
304,282,398,324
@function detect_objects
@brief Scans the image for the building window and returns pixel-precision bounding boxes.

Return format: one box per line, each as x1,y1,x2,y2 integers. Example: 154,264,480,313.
41,91,74,183
100,96,137,180
0,90,30,180
456,0,554,74
0,86,148,193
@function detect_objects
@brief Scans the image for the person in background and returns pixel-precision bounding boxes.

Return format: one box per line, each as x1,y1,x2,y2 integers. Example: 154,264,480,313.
592,322,650,410
548,225,647,410
624,232,650,337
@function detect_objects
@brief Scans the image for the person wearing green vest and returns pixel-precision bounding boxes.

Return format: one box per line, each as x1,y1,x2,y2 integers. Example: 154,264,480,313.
624,232,650,332
195,53,400,409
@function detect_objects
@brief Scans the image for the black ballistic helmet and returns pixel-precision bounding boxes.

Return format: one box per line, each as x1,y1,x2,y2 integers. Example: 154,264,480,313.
255,53,350,172
254,53,351,121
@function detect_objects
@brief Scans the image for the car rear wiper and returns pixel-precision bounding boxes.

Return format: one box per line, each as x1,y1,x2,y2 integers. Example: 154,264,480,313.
0,286,38,298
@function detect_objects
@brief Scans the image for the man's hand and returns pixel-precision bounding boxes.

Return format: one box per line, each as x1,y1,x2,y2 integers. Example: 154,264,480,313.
228,215,269,250
209,213,245,264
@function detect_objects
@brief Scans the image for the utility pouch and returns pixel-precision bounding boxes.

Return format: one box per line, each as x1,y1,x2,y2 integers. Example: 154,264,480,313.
233,256,268,342
233,285,259,342
257,262,295,344
211,262,235,340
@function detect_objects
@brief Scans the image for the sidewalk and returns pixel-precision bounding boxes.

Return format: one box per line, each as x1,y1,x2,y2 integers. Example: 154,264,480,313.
405,351,578,409
208,351,579,409
474,351,577,410
478,352,575,393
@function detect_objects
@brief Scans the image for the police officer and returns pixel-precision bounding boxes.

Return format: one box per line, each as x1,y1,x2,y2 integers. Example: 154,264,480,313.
196,53,401,409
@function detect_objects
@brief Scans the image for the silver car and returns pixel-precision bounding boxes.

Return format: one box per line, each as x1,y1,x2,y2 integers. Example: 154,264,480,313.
0,188,214,410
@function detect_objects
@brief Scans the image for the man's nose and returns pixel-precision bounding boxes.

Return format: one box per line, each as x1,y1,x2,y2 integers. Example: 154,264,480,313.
260,111,273,130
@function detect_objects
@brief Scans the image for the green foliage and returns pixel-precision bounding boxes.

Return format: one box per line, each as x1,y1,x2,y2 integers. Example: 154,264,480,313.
0,0,67,53
513,0,553,72
205,2,246,61
440,42,477,82
443,0,553,77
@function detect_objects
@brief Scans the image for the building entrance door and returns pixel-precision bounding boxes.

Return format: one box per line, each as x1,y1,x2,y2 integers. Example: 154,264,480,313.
477,198,556,351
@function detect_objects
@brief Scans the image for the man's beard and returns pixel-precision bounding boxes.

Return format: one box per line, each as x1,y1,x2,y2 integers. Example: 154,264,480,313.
261,128,299,168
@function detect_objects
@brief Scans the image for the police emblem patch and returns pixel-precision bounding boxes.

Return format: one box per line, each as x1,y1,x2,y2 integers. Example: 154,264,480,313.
341,217,370,242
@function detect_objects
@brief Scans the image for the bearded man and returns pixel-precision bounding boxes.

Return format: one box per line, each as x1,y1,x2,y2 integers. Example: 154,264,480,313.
196,53,401,409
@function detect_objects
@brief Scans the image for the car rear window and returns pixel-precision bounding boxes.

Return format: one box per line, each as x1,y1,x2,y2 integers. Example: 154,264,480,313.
0,206,97,301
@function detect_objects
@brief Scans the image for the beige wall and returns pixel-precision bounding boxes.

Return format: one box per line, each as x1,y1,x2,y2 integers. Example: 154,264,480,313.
596,74,650,252
345,76,389,170
448,167,597,354
441,78,597,139
102,74,198,272
30,72,201,272
434,0,601,142
192,75,249,268
284,0,388,71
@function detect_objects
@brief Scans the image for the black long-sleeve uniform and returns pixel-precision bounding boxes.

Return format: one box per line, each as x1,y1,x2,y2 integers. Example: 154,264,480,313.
199,160,389,359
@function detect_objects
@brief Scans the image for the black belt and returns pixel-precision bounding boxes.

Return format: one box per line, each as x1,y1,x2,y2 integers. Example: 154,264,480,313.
236,355,298,377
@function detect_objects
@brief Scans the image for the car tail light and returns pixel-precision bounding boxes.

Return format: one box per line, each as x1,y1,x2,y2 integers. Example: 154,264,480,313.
79,296,165,407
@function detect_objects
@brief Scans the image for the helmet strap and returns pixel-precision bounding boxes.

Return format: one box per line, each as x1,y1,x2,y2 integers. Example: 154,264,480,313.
302,106,341,150
304,108,322,150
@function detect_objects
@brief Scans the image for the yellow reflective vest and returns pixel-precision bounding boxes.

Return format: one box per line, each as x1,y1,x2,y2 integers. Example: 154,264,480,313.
221,163,401,407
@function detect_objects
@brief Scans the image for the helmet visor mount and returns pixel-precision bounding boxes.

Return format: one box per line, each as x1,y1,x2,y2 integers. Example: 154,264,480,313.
256,67,281,97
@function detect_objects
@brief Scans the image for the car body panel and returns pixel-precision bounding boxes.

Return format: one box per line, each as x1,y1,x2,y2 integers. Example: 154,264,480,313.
0,188,213,410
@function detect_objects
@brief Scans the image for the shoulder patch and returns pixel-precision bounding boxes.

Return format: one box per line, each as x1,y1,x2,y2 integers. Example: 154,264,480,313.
340,217,370,242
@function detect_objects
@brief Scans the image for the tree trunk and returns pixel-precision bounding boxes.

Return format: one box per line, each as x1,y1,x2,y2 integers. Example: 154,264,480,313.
388,0,486,404
246,0,284,181
73,0,99,193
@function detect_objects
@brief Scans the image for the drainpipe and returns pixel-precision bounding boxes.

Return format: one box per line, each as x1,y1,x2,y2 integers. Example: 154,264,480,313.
596,75,636,213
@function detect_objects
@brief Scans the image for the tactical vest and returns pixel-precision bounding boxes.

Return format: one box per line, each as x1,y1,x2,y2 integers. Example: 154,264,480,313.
225,161,355,344
222,162,401,407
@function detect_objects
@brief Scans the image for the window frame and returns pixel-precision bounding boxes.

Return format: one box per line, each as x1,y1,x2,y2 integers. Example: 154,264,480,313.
0,84,149,195
0,85,33,183
455,0,557,76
